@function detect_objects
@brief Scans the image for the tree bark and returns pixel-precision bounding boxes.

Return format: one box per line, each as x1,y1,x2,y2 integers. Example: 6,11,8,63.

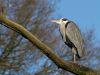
0,15,100,75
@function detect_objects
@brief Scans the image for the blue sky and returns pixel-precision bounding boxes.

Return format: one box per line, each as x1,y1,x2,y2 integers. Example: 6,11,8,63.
56,0,100,41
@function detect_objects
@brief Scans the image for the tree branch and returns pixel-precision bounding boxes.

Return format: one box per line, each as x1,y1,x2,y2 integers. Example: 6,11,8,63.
0,59,19,70
0,15,100,75
1,32,20,58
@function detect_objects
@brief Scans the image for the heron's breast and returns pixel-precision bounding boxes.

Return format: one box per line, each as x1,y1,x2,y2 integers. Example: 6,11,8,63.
59,25,66,41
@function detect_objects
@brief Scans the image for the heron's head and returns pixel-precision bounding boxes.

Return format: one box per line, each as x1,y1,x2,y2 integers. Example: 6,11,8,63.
51,18,68,25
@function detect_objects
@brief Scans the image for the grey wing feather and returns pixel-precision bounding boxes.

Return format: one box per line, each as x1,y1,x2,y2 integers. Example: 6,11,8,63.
65,22,84,57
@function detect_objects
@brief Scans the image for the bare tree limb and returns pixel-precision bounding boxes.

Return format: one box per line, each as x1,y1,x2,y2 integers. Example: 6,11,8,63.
1,33,20,58
0,59,19,70
0,15,100,75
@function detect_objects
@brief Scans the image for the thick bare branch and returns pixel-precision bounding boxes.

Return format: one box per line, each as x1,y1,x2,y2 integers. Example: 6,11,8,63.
0,15,100,75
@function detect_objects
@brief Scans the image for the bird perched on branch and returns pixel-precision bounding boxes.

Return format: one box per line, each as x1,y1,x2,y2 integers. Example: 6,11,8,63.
51,18,84,63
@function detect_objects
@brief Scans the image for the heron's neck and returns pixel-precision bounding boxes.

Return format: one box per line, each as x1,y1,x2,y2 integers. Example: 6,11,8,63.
60,20,69,26
63,20,69,24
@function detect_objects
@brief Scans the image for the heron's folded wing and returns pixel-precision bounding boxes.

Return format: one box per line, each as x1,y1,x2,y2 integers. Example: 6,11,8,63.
65,22,84,57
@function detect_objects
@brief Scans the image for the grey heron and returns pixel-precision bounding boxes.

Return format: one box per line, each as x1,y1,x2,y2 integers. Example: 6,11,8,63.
51,18,84,63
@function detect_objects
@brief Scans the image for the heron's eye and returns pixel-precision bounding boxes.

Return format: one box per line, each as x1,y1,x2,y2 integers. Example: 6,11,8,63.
62,18,67,21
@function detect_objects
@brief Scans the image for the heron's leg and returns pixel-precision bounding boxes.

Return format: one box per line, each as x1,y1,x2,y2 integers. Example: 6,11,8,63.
72,47,77,63
73,54,76,63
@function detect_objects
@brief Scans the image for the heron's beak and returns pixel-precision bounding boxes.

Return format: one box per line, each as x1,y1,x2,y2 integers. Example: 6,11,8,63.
51,20,60,24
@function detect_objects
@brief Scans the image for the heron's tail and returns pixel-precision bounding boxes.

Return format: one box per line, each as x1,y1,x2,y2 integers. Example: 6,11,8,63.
77,47,86,61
